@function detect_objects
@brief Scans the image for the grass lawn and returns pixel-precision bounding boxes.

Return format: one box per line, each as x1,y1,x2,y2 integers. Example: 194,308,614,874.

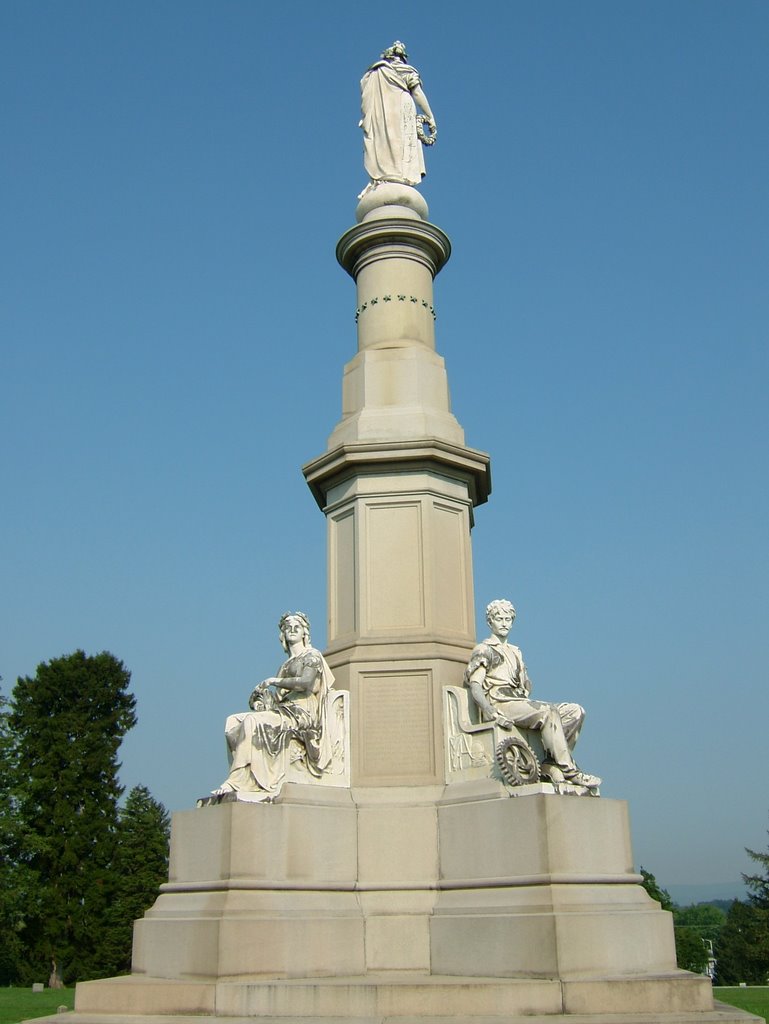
0,989,74,1024
715,986,769,1023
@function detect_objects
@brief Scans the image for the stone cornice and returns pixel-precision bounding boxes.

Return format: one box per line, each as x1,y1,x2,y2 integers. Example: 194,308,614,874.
302,438,491,510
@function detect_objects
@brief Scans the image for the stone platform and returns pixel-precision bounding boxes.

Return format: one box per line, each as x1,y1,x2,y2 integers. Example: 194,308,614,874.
38,976,762,1024
25,784,760,1024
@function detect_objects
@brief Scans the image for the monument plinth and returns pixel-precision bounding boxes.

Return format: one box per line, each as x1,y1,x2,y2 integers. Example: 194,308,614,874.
45,41,759,1024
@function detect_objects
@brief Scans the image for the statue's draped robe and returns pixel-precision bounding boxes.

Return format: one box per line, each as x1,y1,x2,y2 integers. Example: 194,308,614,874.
224,648,334,799
360,60,425,186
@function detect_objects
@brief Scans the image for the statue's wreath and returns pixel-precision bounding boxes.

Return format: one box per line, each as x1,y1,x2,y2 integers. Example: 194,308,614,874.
416,115,437,146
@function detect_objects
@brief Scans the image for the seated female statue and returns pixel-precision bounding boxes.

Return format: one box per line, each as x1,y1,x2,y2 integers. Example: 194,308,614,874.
212,611,334,801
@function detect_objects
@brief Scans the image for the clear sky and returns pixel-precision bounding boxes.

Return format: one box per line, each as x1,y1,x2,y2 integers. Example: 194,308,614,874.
3,1,767,895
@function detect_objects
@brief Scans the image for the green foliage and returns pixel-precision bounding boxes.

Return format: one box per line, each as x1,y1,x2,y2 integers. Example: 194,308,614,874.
640,866,673,911
674,902,727,939
715,900,769,985
2,655,170,986
0,693,42,985
674,925,710,974
673,903,726,973
745,821,769,910
641,868,723,974
5,651,138,985
709,899,738,913
98,785,171,976
715,817,769,985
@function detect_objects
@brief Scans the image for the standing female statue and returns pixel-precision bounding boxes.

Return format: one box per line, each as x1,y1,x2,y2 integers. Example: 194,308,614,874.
213,612,335,801
360,41,437,190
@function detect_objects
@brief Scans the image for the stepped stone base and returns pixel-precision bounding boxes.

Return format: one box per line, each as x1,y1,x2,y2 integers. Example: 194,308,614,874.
73,972,715,1018
28,786,760,1024
33,975,762,1024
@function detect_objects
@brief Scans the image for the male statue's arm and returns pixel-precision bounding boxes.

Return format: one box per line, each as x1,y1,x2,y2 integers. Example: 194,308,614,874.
519,655,533,698
468,670,512,729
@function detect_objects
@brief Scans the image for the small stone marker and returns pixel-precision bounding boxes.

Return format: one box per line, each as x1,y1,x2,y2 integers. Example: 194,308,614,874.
32,983,44,993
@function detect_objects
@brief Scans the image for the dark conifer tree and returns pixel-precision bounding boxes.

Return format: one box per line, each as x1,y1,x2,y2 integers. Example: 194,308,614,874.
0,691,41,984
99,785,171,976
8,651,137,985
714,819,769,985
715,899,769,985
744,825,769,910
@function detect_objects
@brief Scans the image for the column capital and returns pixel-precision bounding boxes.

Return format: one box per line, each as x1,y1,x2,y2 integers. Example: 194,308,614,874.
336,218,451,280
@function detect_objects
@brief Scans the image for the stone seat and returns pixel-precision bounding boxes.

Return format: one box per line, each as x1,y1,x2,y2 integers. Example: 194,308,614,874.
444,684,543,784
285,687,350,788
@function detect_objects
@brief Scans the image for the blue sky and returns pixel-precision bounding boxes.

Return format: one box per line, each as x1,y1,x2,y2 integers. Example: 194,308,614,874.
2,1,767,895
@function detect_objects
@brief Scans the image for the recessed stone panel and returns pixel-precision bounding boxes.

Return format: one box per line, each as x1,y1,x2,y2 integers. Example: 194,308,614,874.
330,507,357,639
432,500,470,634
365,501,424,630
359,669,434,778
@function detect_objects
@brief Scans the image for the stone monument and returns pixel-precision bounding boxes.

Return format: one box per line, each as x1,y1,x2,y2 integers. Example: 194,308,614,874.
50,42,759,1024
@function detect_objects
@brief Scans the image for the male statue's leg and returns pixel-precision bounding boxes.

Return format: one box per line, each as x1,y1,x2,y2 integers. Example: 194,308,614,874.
498,700,575,769
499,699,600,789
538,706,578,770
556,702,585,751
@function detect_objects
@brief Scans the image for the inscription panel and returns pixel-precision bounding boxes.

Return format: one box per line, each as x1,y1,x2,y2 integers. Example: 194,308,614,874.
359,670,435,779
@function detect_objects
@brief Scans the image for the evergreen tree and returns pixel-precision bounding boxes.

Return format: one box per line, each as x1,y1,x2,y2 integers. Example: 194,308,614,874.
744,823,769,909
715,899,769,985
99,785,171,976
8,651,137,985
0,691,41,984
714,818,769,984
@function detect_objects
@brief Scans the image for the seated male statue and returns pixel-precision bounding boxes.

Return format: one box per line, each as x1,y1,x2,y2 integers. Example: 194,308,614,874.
465,599,601,789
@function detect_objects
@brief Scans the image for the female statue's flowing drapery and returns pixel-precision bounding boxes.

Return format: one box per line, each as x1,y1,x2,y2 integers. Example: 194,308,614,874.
220,647,335,800
360,58,426,186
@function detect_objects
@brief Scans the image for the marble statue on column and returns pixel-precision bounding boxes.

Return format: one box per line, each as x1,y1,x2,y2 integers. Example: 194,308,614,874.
465,599,601,789
359,41,437,194
212,612,336,801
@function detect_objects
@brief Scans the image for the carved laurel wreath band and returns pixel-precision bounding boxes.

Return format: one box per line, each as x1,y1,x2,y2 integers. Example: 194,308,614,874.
355,295,437,323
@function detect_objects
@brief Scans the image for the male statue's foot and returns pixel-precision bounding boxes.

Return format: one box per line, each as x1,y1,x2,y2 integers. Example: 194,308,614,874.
562,767,601,788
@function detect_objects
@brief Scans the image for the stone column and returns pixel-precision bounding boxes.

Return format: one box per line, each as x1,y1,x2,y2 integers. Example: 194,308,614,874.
303,184,491,787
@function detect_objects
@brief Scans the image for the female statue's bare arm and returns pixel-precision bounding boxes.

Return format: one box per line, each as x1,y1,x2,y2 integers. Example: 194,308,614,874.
411,85,436,127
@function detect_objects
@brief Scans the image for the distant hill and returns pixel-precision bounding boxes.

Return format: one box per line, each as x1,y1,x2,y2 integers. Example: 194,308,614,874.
667,882,746,906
